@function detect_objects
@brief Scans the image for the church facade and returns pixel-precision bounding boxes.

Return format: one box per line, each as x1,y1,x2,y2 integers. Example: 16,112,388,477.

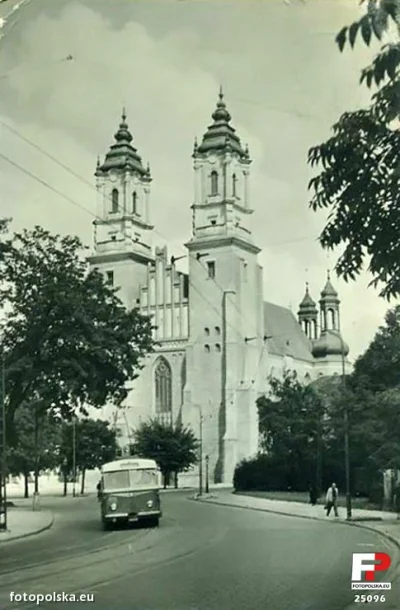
87,91,351,486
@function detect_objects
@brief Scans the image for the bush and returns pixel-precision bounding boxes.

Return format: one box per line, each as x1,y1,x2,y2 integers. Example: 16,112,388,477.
233,454,313,492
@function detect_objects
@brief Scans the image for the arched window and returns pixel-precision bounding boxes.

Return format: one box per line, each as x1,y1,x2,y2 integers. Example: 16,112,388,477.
215,343,221,352
111,188,119,213
210,171,218,195
132,191,137,214
328,308,335,330
312,320,317,339
205,344,210,352
155,357,172,414
232,173,237,197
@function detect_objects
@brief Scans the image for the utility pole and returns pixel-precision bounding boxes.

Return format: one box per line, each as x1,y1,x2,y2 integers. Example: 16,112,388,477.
72,417,77,498
0,345,6,531
199,408,203,496
341,334,352,520
205,455,209,494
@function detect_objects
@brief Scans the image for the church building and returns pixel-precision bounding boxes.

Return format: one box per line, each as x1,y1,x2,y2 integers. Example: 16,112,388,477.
87,90,351,486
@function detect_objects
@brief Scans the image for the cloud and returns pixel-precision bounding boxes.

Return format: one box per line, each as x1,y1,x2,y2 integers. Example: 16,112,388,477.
0,0,393,359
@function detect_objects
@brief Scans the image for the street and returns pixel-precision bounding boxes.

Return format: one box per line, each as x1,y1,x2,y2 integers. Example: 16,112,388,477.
0,492,399,610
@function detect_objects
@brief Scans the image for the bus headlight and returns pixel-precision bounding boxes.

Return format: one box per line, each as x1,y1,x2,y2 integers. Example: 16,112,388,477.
110,502,117,511
147,500,153,508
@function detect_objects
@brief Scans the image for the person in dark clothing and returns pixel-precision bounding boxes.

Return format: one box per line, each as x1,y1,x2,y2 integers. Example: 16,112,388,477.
96,481,102,500
308,483,317,506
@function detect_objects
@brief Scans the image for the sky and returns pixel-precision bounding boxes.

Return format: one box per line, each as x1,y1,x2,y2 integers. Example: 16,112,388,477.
0,0,394,361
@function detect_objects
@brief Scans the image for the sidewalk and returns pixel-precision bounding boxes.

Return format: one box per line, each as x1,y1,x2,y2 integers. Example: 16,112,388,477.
195,490,400,548
0,507,54,543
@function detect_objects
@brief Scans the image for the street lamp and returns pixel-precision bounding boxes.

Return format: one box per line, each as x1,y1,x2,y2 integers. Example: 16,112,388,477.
340,334,352,520
205,455,209,494
198,408,203,496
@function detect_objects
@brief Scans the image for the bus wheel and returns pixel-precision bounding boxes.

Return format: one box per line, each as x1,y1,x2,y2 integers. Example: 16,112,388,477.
102,520,111,531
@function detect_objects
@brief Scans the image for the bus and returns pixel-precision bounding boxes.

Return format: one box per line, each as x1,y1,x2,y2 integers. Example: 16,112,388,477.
99,457,162,530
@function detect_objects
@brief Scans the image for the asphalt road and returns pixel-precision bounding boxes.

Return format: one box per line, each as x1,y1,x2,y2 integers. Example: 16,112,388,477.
0,492,399,610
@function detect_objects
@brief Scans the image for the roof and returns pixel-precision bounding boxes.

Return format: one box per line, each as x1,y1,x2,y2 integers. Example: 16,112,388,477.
195,88,249,159
97,110,150,177
298,284,317,314
263,301,314,362
101,458,158,473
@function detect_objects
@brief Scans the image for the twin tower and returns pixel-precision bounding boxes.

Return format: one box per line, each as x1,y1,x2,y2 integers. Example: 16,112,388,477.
88,89,349,484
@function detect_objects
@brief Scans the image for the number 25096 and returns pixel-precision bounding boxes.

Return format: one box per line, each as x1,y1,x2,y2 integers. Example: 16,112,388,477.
354,594,386,603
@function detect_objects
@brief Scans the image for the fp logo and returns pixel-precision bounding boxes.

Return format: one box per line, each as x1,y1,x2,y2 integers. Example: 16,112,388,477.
351,553,391,590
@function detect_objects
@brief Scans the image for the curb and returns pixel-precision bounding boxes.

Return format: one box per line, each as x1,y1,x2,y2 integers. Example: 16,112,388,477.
192,496,400,552
0,511,55,544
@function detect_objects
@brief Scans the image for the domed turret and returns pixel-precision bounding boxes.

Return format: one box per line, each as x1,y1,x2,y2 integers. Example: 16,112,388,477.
298,283,318,340
195,87,249,160
312,272,349,359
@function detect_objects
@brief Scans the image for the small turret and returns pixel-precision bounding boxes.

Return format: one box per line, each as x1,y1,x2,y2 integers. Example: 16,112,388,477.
312,272,349,358
298,283,318,340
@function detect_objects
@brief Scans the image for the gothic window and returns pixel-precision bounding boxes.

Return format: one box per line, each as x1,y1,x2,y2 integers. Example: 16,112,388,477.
111,188,119,213
210,171,218,195
132,191,137,214
155,357,172,414
232,173,237,197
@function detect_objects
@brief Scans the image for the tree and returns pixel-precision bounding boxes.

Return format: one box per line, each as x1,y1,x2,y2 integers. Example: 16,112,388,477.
257,371,326,491
0,226,155,438
308,0,400,299
59,418,118,495
6,403,61,498
130,420,199,488
351,305,400,392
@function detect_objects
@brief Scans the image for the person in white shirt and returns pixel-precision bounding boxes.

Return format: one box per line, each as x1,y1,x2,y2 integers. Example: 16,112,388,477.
325,482,339,517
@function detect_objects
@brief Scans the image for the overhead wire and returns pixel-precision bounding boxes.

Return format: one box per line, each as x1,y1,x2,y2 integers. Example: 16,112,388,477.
0,118,324,421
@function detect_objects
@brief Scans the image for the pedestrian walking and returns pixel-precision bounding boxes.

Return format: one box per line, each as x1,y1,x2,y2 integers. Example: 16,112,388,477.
308,483,317,506
325,482,339,517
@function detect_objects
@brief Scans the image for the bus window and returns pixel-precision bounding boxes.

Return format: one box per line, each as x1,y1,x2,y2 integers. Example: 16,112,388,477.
103,470,130,490
130,469,158,487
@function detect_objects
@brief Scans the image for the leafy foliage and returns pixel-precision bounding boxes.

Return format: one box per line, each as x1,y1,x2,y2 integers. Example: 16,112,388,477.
7,403,61,492
308,0,400,299
352,305,400,391
59,418,117,492
257,371,326,487
0,226,155,434
130,419,199,484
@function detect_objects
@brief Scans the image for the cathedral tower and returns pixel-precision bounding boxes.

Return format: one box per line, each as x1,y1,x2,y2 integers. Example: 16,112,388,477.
87,110,154,309
183,89,264,485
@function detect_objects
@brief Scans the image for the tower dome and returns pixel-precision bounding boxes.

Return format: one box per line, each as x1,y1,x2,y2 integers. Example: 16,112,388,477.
312,330,349,358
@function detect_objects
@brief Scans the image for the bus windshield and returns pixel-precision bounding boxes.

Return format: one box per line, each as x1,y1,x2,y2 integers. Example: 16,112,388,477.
103,469,159,490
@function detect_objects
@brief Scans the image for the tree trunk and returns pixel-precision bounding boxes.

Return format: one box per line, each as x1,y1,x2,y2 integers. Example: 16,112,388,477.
34,405,39,494
24,472,29,498
63,472,67,497
174,472,178,489
80,468,85,495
